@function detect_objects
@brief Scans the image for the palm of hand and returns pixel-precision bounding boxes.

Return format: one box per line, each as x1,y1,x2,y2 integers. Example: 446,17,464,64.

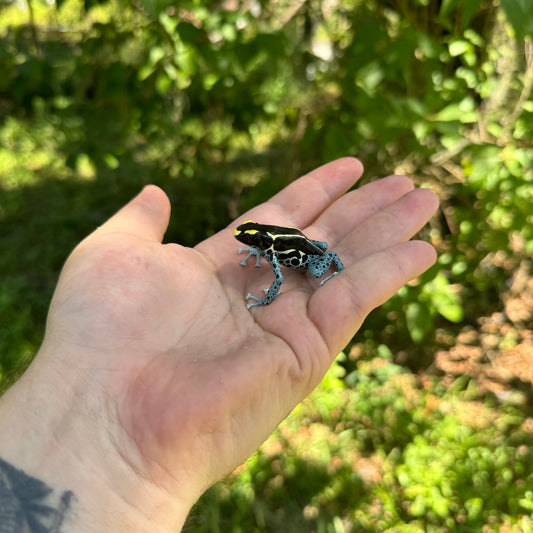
43,158,438,502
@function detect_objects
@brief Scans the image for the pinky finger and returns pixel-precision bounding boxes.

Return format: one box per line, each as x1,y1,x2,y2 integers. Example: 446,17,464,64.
308,240,437,356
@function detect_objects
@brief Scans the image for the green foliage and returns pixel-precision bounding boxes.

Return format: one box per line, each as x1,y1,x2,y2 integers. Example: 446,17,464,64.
1,0,533,529
501,0,533,40
190,356,533,531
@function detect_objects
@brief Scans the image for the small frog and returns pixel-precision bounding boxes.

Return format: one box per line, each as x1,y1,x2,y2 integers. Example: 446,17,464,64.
233,220,345,308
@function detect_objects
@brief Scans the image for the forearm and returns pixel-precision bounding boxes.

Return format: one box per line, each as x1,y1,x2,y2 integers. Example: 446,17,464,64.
0,350,192,533
0,455,186,533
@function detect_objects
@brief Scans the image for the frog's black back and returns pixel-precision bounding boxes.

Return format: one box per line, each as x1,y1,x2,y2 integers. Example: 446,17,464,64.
238,222,324,255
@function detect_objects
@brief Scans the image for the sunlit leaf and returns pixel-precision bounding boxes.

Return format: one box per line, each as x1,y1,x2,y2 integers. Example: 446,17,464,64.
501,0,533,39
448,39,470,57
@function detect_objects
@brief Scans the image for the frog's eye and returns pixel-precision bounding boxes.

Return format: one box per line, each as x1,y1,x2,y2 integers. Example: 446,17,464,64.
234,220,258,235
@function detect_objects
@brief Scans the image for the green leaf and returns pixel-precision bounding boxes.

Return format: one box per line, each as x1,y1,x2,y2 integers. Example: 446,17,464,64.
433,97,478,123
463,144,501,188
406,302,435,342
465,497,484,520
83,0,110,11
519,493,533,511
448,39,470,57
432,496,450,517
501,0,533,39
410,495,426,516
424,273,464,323
439,0,484,30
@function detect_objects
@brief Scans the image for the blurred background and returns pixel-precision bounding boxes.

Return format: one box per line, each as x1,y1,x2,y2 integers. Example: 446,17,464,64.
1,0,532,530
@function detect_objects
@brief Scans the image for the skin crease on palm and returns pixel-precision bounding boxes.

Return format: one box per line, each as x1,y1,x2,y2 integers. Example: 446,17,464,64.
0,157,439,532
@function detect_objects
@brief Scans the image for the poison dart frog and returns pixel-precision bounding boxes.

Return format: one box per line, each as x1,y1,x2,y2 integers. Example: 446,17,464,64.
233,220,345,308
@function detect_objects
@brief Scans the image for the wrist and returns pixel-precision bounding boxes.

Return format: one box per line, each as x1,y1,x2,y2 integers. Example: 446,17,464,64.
0,345,192,533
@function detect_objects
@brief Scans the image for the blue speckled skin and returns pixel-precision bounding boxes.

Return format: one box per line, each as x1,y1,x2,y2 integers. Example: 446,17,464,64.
234,221,344,309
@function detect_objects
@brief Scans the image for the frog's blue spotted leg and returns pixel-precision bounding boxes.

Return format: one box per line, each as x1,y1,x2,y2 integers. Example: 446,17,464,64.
245,255,284,309
238,247,262,268
310,239,329,252
307,251,345,285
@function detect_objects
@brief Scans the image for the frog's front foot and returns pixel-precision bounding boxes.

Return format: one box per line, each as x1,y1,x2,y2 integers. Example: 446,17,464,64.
238,247,262,268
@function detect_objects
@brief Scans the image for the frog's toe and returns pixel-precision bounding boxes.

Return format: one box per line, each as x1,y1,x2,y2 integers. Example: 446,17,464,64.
245,292,264,308
245,292,261,301
238,248,262,268
245,289,278,308
320,271,339,286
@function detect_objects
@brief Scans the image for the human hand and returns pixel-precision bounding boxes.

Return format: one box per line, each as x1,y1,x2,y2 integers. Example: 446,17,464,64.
0,158,438,532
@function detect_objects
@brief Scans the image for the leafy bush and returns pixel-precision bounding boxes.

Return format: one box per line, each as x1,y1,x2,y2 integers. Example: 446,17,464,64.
190,355,533,531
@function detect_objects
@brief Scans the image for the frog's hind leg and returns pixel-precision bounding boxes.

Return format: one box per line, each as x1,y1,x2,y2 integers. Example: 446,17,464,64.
308,252,345,285
310,239,328,252
245,256,284,308
238,247,262,268
320,252,345,285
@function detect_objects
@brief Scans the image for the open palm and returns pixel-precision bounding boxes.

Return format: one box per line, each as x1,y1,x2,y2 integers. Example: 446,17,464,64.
39,158,438,519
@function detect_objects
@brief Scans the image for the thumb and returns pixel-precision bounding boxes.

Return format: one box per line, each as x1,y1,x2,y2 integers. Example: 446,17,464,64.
94,185,171,243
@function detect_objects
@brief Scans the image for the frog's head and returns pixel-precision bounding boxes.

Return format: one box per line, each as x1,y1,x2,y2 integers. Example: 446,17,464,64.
234,220,273,250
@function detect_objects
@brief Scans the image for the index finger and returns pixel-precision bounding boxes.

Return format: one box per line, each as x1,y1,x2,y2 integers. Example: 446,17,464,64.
199,158,364,264
242,157,364,228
